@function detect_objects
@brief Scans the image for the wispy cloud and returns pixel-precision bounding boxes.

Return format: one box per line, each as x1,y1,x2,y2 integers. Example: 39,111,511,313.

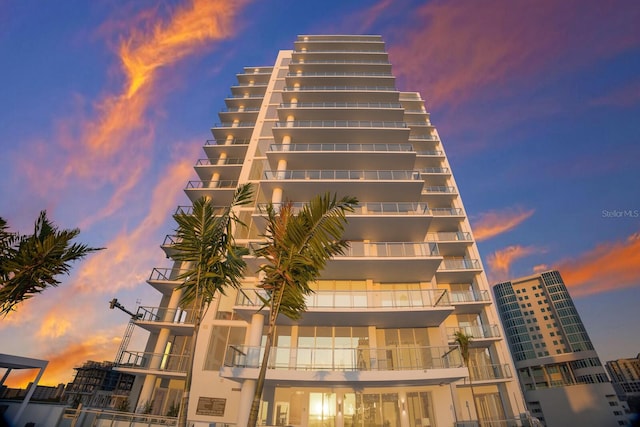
472,207,534,242
590,79,640,108
486,245,540,283
16,0,248,227
386,0,640,107
555,232,640,297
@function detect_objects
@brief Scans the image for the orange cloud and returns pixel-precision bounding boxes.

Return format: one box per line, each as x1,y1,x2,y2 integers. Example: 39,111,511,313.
18,0,248,226
554,232,640,297
486,245,540,283
387,1,640,107
3,334,121,388
472,207,534,242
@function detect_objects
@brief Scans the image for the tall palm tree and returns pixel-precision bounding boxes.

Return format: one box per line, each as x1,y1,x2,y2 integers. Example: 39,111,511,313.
0,212,103,316
246,193,357,427
171,183,253,427
454,330,480,426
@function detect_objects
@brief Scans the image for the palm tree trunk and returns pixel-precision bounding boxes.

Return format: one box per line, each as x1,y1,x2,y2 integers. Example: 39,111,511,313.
467,359,480,427
247,285,285,427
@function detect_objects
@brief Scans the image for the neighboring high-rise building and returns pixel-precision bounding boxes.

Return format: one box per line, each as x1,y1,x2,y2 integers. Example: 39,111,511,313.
606,354,640,403
494,270,628,427
114,34,527,426
63,360,135,409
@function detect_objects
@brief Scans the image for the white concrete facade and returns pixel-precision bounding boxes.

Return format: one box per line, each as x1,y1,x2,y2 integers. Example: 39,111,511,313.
115,35,527,427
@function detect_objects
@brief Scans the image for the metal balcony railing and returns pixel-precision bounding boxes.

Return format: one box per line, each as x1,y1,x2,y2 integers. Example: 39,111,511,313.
419,167,450,174
340,241,439,257
236,288,451,309
287,71,393,77
268,143,413,152
409,134,439,141
256,202,429,215
446,324,500,340
135,306,196,325
213,122,256,128
185,180,239,189
290,59,389,65
431,207,464,216
224,345,463,371
426,231,472,242
422,186,457,194
174,205,227,215
263,170,420,181
283,86,396,92
195,158,245,166
274,120,407,128
469,363,512,381
280,102,402,108
439,258,481,270
449,290,490,303
222,107,261,112
148,268,189,282
205,138,250,146
416,150,444,156
116,351,190,373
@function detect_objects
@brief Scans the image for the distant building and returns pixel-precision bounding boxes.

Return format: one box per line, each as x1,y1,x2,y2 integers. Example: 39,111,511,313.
0,383,64,402
63,360,135,409
606,354,640,403
494,270,628,427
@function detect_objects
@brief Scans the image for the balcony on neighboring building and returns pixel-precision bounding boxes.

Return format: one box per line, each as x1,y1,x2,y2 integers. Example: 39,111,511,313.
260,169,423,202
220,344,467,386
233,288,453,327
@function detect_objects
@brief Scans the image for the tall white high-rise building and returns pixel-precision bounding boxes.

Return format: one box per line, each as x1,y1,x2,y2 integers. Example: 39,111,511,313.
115,34,527,427
494,270,628,427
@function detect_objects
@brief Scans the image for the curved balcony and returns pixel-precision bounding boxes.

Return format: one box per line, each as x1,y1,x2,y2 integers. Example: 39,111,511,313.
133,306,195,335
446,325,501,347
114,351,188,378
437,258,482,282
220,345,467,386
253,202,432,241
272,119,409,144
184,180,239,205
266,143,415,170
147,268,188,295
247,241,441,282
260,170,423,202
234,288,453,327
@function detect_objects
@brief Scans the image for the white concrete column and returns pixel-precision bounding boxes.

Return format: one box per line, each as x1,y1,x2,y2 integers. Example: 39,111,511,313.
225,135,234,145
281,135,291,152
336,392,344,427
208,172,220,188
236,313,265,426
217,152,228,165
137,289,184,408
399,390,409,427
271,187,283,207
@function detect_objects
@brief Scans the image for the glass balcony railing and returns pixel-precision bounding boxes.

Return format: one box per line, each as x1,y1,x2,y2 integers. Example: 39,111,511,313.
409,134,439,141
227,94,264,99
135,306,196,325
236,288,451,309
422,186,457,194
256,202,429,215
470,363,512,381
185,180,239,189
431,207,464,216
148,268,189,282
195,158,245,166
416,150,444,156
116,351,190,373
213,122,256,128
340,241,439,257
205,138,250,146
293,49,387,54
224,345,463,371
268,143,413,152
419,167,450,174
287,72,393,77
446,324,500,340
222,107,261,112
280,102,402,108
426,231,472,242
439,258,481,270
290,59,389,65
449,290,490,303
263,170,420,180
274,120,407,128
283,86,396,92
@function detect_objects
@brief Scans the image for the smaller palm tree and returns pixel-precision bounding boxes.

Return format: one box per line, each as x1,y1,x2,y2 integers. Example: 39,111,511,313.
0,212,103,316
454,330,480,425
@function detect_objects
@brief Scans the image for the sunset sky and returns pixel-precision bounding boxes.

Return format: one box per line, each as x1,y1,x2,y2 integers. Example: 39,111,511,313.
1,0,639,387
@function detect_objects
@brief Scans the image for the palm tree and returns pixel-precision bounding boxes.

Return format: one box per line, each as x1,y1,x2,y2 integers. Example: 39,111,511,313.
454,329,480,425
0,212,103,316
246,193,357,427
171,183,253,427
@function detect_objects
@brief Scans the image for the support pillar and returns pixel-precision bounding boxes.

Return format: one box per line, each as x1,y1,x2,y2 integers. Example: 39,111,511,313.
236,313,265,426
